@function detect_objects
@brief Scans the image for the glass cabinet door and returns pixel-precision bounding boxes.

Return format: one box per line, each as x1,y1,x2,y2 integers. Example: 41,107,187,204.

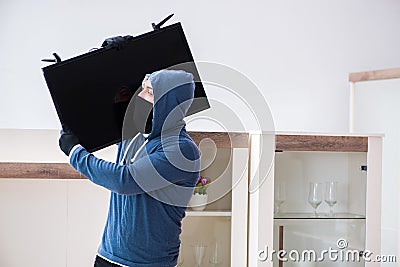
273,149,368,266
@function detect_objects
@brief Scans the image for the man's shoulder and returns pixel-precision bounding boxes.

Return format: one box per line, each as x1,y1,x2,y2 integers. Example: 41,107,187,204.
178,135,200,159
148,133,200,159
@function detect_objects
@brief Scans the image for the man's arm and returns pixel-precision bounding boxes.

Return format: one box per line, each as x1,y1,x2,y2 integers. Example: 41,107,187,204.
70,146,149,195
69,145,196,195
60,127,199,195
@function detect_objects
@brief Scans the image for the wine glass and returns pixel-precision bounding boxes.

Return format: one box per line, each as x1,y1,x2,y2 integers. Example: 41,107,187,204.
193,244,207,267
325,181,338,216
274,181,286,215
308,182,323,217
209,242,222,266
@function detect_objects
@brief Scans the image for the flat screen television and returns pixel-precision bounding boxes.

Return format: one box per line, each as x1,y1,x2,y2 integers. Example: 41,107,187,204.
43,22,209,152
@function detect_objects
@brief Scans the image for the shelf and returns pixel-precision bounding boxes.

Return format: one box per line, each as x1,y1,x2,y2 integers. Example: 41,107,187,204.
185,211,232,217
349,67,400,82
274,212,365,220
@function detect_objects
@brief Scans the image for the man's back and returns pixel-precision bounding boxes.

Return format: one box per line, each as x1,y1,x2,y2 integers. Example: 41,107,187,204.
96,133,198,266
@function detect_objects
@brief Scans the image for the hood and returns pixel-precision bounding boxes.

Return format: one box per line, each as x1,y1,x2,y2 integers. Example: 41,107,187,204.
146,69,195,140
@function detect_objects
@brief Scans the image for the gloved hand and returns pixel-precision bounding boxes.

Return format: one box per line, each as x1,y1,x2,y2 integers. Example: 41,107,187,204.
101,35,133,50
59,125,80,156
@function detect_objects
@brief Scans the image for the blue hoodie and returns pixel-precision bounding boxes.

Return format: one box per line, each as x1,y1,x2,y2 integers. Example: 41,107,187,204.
69,70,201,266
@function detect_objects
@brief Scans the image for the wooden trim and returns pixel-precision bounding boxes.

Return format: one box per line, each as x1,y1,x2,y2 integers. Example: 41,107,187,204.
279,225,284,267
349,67,400,82
188,131,249,148
0,162,83,179
276,135,368,152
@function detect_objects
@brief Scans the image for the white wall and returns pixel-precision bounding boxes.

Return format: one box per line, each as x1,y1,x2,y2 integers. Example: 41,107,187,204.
1,0,400,132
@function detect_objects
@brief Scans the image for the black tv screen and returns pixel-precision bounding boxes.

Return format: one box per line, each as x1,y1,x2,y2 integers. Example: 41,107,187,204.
43,23,209,152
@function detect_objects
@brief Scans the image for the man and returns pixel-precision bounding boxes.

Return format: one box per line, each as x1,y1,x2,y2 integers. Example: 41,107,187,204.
59,69,201,267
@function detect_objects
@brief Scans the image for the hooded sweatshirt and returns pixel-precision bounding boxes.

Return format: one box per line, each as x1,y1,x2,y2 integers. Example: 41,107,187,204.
69,70,201,267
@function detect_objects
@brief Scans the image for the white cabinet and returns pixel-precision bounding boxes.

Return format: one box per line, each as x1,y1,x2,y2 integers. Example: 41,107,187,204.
249,133,382,267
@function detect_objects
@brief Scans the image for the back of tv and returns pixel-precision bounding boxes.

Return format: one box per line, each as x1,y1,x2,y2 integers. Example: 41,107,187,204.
43,23,209,152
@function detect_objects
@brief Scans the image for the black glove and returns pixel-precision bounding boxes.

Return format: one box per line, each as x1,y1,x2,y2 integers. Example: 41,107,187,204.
59,125,80,156
101,35,133,50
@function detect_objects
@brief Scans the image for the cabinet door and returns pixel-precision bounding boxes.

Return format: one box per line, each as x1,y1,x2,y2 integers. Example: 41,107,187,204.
273,219,366,267
273,150,368,266
180,147,248,267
